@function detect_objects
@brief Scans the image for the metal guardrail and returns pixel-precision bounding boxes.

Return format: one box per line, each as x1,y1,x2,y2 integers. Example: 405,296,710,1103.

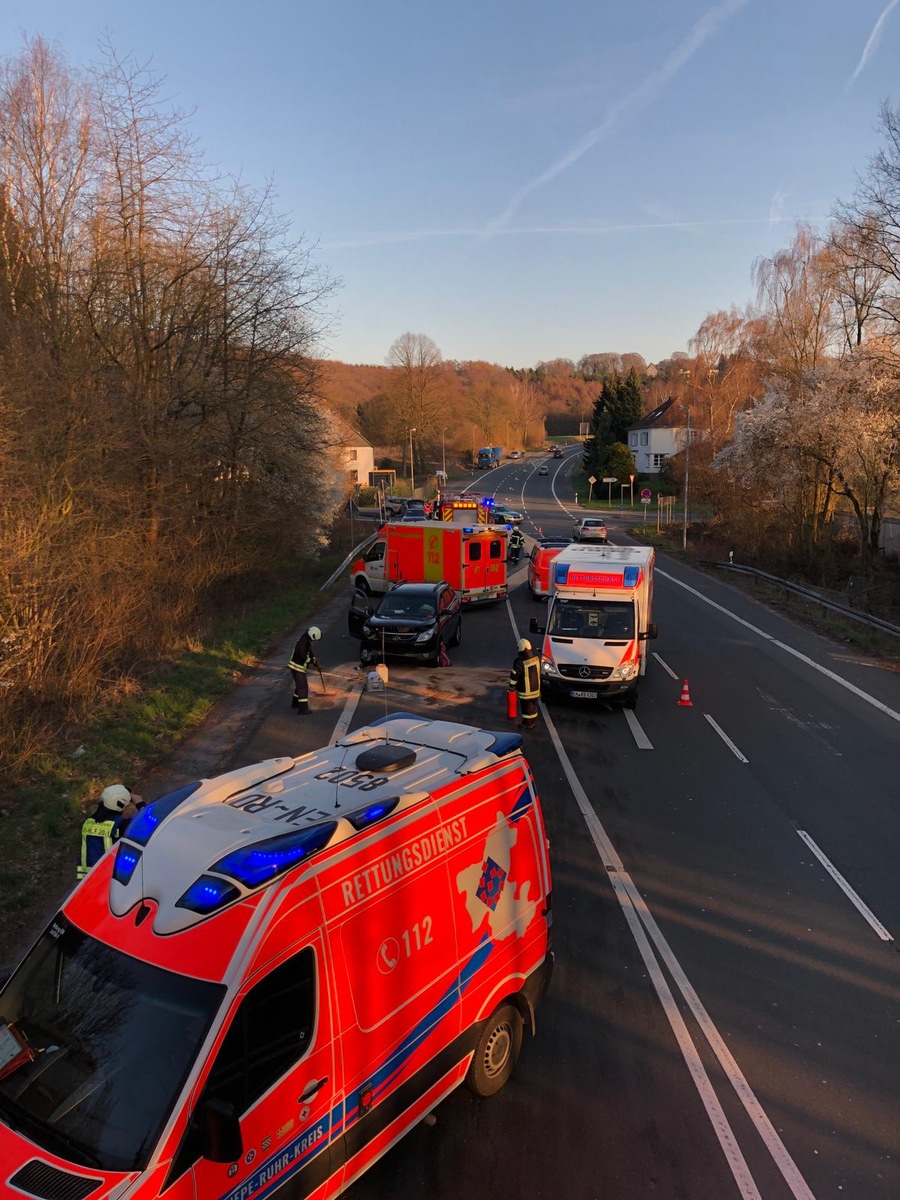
707,562,900,638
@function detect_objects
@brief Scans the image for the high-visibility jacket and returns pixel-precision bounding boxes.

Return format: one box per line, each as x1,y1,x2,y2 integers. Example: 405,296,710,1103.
288,632,317,674
508,651,541,700
509,529,525,551
77,812,120,880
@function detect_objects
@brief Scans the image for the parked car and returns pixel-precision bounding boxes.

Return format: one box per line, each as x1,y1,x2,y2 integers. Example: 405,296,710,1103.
400,510,429,522
538,464,549,476
349,581,462,666
384,496,426,518
490,504,524,523
573,517,609,543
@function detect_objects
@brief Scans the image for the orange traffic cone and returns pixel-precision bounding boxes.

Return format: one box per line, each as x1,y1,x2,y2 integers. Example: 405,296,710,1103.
507,690,518,721
677,679,693,707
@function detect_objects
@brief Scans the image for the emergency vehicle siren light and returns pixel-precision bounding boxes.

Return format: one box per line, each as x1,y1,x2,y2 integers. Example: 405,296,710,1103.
177,876,241,915
623,565,640,587
126,781,203,847
112,843,142,886
207,821,339,890
345,796,401,831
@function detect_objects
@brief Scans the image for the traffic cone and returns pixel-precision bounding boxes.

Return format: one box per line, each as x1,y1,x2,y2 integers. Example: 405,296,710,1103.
507,690,518,721
677,679,693,707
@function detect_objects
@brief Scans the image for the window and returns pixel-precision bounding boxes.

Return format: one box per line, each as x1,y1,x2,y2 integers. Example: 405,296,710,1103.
365,541,385,563
640,431,648,446
489,540,503,559
629,433,638,446
172,951,316,1176
348,449,358,461
652,453,667,468
349,469,358,483
468,542,482,562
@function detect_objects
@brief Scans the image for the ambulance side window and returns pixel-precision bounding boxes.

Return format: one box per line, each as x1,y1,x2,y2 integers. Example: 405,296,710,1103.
366,542,385,563
489,540,503,559
171,950,315,1176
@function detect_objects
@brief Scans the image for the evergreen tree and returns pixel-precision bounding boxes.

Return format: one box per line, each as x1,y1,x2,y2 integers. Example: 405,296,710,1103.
614,368,644,440
582,378,617,475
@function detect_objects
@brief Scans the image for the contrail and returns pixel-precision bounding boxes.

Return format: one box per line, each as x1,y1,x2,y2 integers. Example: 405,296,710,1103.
848,0,898,87
482,0,746,239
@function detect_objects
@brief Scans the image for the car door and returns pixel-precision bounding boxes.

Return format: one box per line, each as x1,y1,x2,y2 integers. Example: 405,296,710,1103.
174,937,341,1200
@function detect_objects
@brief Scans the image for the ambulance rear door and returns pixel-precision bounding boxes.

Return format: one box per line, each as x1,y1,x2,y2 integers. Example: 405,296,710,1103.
462,532,507,600
171,931,342,1200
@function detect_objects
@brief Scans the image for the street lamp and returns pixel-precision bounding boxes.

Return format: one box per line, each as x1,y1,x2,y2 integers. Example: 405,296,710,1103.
441,428,447,478
409,428,417,496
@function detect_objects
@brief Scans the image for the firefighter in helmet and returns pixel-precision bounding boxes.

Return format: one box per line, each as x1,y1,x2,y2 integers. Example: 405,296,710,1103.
77,784,144,881
288,626,322,715
508,637,541,729
508,524,525,564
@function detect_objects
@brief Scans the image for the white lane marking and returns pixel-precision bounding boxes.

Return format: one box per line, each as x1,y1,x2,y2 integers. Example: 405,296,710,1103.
624,708,654,749
539,706,764,1200
330,679,364,744
703,713,749,762
505,605,816,1199
796,830,894,941
657,568,900,723
653,651,679,679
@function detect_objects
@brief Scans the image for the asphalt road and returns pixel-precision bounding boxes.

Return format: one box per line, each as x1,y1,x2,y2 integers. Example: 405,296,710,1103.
242,450,900,1200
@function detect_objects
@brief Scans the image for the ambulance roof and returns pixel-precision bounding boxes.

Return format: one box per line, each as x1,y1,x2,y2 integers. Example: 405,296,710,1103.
555,543,654,566
105,715,523,935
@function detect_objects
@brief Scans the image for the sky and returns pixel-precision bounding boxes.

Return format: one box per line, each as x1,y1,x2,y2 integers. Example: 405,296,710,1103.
2,1,898,369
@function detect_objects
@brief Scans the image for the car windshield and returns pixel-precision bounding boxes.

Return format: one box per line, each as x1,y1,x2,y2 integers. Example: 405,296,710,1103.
0,915,223,1172
379,595,436,618
548,598,634,640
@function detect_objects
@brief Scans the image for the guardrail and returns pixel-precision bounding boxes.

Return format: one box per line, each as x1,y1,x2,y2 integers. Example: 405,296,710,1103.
707,562,900,638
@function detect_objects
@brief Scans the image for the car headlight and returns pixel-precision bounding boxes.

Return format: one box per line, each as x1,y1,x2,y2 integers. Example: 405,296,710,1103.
415,628,435,643
612,662,637,680
541,658,559,677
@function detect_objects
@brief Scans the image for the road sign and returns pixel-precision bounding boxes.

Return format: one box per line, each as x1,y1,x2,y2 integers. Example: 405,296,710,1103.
602,476,617,483
640,488,651,500
588,475,596,484
641,496,651,505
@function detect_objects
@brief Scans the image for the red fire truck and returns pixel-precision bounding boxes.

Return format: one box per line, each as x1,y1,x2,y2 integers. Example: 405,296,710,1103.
351,521,508,604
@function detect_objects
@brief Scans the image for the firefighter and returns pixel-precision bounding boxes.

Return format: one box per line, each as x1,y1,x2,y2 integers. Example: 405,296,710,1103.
288,626,322,715
508,525,525,564
77,784,144,881
508,637,541,729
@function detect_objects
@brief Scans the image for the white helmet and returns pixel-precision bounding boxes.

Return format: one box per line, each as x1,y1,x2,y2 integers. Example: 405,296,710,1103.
517,638,531,653
308,627,322,641
100,784,132,813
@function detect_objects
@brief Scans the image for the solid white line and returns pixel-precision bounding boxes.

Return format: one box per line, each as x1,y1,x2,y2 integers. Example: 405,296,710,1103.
703,713,749,762
796,830,894,941
653,651,679,679
624,708,654,749
657,568,900,723
330,680,364,744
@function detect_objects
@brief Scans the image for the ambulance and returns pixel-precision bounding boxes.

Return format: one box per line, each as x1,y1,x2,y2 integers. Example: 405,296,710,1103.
350,521,508,604
0,715,553,1200
530,544,657,707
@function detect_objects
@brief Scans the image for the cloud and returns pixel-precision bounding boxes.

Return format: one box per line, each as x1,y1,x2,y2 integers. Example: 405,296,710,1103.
321,213,801,251
847,0,899,88
768,189,786,229
481,0,747,240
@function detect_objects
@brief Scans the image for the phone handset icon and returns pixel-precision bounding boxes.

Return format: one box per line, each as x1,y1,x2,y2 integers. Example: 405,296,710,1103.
377,937,400,974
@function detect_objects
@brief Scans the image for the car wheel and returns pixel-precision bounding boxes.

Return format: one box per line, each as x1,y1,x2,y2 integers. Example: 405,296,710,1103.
450,618,462,647
354,578,370,596
466,1003,523,1098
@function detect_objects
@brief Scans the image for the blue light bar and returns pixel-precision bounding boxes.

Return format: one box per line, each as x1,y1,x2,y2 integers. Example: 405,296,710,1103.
482,497,495,507
211,821,338,889
623,565,640,587
177,875,241,915
112,843,142,886
127,782,202,847
345,797,400,832
463,526,474,533
554,563,570,585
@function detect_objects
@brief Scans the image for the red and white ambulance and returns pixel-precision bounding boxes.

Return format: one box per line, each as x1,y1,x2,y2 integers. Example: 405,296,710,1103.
0,715,552,1200
530,543,657,707
350,521,508,604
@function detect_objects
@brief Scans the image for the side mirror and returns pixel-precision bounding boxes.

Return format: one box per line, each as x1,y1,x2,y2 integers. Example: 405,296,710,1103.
200,1098,242,1164
648,623,659,640
529,618,545,635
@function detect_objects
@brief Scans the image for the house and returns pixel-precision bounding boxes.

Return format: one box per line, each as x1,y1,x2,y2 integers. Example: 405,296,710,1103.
326,412,375,490
626,397,704,475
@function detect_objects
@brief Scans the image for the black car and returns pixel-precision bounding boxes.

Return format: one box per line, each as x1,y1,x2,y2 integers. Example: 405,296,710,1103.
349,581,462,666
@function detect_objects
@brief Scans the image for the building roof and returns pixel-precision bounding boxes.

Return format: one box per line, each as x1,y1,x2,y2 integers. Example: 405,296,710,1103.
627,396,682,431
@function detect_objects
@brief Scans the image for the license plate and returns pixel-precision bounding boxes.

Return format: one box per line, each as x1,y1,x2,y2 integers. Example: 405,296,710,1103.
570,689,598,699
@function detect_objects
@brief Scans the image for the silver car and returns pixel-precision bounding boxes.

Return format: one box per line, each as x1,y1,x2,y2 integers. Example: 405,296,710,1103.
573,518,608,543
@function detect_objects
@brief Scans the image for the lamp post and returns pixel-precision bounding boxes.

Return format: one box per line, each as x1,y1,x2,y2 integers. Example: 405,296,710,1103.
409,428,417,496
441,428,447,477
682,407,690,550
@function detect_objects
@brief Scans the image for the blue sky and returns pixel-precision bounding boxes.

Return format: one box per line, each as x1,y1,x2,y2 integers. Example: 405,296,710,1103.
2,1,898,368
